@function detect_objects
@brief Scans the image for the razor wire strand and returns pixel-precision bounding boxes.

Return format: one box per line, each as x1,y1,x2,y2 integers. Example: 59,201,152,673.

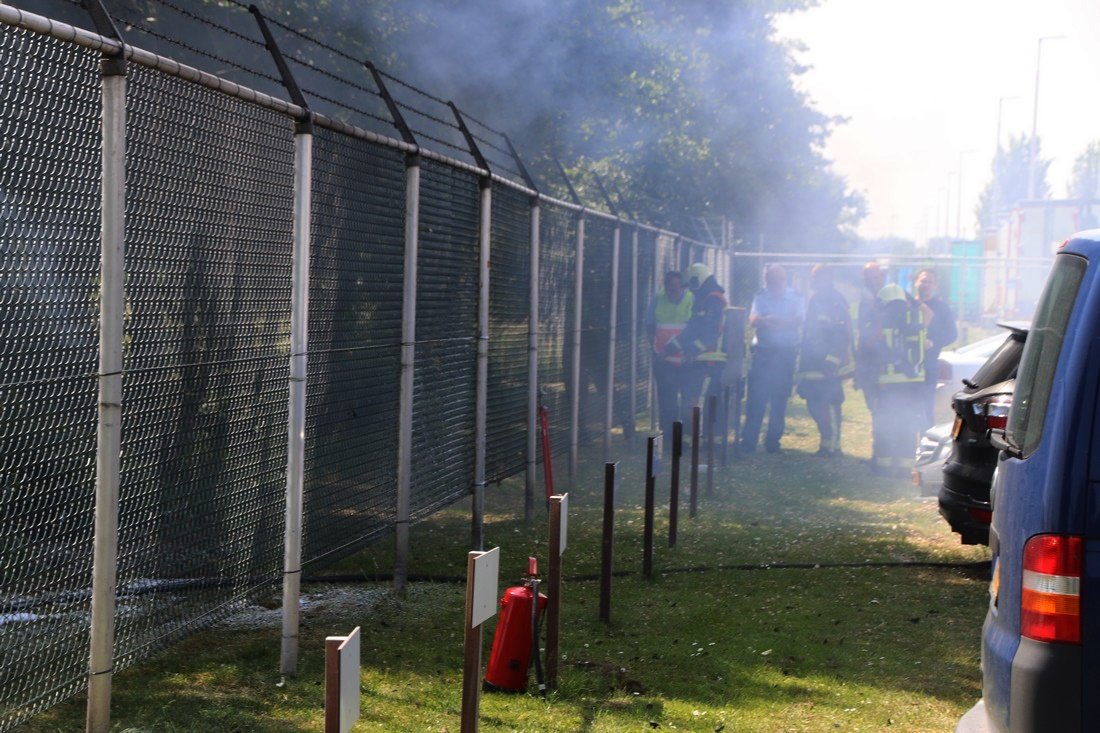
486,185,532,484
113,64,294,671
451,109,529,183
410,160,481,519
393,101,473,160
0,24,102,733
214,0,398,134
110,0,280,94
373,71,482,167
281,56,394,130
302,128,406,569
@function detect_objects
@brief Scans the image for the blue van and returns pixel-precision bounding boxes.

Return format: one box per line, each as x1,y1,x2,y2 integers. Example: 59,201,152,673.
958,234,1099,732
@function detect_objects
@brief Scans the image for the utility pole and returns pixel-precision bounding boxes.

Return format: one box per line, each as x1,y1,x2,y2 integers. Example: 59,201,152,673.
1028,36,1066,200
957,149,974,240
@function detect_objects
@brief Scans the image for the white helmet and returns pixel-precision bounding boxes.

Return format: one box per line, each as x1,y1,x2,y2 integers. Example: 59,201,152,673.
685,262,711,290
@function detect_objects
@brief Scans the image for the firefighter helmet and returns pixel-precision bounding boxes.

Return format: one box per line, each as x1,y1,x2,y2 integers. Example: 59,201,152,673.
877,282,908,304
685,262,711,290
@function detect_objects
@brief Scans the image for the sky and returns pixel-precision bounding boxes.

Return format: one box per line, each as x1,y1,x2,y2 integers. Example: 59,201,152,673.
774,0,1100,244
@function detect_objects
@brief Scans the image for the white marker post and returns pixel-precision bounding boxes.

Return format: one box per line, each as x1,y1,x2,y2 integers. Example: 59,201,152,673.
461,547,500,733
546,493,569,688
324,626,361,733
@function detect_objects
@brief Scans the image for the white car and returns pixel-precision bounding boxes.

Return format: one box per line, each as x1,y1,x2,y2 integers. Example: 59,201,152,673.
933,322,1028,420
912,422,953,497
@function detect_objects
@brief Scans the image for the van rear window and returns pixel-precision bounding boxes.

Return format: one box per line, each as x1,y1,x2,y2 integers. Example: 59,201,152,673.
1007,254,1086,457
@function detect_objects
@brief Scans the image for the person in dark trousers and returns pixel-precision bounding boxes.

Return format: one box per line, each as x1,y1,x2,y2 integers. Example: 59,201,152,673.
795,265,853,456
914,268,957,428
644,270,694,440
663,263,727,436
854,261,885,412
740,264,803,454
871,281,926,476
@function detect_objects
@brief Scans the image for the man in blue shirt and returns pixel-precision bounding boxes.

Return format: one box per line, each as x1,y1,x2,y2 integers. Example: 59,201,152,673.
740,264,804,454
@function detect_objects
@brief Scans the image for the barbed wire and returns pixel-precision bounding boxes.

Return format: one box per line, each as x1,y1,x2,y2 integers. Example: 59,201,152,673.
109,14,280,88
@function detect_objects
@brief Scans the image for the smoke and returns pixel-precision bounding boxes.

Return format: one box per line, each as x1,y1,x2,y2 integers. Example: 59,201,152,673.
10,0,861,244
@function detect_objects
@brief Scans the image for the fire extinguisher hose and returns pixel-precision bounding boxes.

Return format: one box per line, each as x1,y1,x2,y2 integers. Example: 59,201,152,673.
530,577,546,695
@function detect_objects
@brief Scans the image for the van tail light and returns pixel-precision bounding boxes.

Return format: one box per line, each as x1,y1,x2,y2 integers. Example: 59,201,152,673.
972,394,1013,431
1021,534,1082,644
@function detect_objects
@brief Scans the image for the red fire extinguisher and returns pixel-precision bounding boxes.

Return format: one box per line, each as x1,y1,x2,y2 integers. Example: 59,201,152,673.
483,557,548,693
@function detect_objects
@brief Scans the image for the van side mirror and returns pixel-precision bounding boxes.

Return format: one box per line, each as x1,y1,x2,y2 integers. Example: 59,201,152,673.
989,429,1021,459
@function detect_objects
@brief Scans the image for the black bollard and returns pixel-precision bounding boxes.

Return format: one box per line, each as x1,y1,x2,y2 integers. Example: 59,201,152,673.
671,421,683,538
600,462,618,622
690,406,700,516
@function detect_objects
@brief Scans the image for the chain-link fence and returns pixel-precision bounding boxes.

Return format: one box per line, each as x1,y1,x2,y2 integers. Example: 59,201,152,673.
0,3,733,729
0,2,1057,729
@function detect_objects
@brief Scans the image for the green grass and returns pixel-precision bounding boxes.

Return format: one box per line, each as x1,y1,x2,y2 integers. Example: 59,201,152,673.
17,387,991,732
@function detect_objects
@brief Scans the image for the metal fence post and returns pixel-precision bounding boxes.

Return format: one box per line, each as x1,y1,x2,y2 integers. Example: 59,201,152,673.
604,223,620,462
86,33,126,733
526,200,540,525
449,102,492,552
395,155,420,596
249,4,319,675
630,227,638,436
472,178,491,550
279,122,314,675
569,214,585,484
367,60,421,597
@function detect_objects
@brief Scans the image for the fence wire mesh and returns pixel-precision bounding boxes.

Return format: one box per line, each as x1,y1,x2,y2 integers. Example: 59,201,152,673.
115,64,294,669
537,203,576,457
0,6,730,728
635,229,657,428
577,216,614,444
411,160,480,519
0,25,100,731
613,226,636,442
486,186,531,483
303,129,405,568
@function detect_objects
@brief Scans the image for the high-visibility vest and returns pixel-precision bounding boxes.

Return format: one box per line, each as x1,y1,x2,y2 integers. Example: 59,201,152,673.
653,290,693,364
694,329,727,363
877,296,925,385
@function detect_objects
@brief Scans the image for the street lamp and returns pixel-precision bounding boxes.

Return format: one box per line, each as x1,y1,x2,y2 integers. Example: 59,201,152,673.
1028,35,1067,200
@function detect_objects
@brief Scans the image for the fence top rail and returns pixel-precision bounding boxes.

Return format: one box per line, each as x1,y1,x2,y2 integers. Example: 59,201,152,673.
732,251,1055,265
0,3,725,253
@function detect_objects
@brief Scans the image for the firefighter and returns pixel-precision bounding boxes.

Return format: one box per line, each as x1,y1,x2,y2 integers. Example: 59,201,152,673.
871,281,926,476
914,268,957,428
644,270,694,439
663,265,727,435
795,265,853,456
685,262,724,316
854,262,885,412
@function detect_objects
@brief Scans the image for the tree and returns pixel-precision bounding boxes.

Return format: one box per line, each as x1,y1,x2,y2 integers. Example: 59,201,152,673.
292,0,863,250
1067,141,1100,200
974,134,1049,234
28,0,861,249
